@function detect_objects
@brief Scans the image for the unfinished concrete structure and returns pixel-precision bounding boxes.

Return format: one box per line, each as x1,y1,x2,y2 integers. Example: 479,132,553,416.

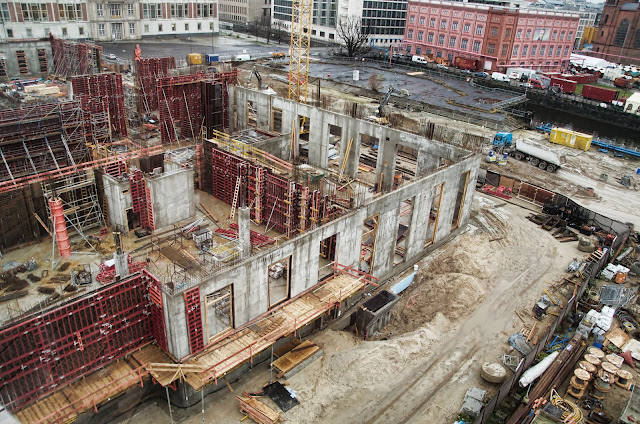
0,82,479,423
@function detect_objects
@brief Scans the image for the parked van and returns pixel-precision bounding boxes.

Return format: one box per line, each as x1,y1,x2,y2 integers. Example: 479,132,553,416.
491,72,510,82
235,54,251,61
411,55,427,64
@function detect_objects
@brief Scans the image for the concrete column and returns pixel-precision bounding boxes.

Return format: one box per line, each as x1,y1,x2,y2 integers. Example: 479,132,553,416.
404,190,433,260
113,251,130,279
238,206,251,258
308,115,328,168
376,140,398,192
343,127,361,179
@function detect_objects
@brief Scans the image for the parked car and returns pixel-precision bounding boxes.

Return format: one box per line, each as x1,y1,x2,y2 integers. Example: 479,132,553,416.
106,53,117,60
520,83,533,88
436,63,449,70
460,69,472,74
473,72,489,78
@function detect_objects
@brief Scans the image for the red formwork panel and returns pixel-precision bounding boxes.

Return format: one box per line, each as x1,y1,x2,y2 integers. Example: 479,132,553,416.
210,147,259,220
136,56,176,114
50,34,102,77
184,287,204,354
264,173,299,234
129,169,155,231
0,270,166,412
157,70,238,144
71,73,128,139
146,273,168,352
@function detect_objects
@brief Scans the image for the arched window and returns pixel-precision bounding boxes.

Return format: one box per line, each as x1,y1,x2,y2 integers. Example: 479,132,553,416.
614,19,629,46
634,29,640,48
603,14,609,24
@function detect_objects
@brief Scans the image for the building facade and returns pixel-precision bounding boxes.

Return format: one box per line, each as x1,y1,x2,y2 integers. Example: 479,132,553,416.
592,0,640,64
0,0,219,41
272,0,406,46
403,0,578,71
219,0,269,24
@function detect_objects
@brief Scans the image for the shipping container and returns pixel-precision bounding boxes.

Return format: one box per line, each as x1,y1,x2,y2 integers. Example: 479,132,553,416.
614,77,630,88
549,77,577,94
454,57,479,71
581,85,620,103
549,128,593,151
205,54,219,64
187,53,203,65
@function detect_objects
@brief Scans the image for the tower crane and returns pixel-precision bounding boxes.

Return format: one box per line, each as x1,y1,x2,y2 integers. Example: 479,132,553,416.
288,0,313,103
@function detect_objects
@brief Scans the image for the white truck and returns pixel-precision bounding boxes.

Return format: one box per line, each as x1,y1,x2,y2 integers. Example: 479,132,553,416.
506,67,537,80
412,55,428,64
491,72,510,82
507,139,564,172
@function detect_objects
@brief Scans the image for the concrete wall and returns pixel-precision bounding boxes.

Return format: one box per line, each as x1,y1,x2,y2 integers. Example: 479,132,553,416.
102,174,131,230
230,86,468,191
147,167,195,229
0,40,52,80
160,86,479,360
251,133,291,160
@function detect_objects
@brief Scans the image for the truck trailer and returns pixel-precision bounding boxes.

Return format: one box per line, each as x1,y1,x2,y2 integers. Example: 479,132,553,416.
549,77,577,94
454,57,479,71
581,85,620,103
507,140,564,172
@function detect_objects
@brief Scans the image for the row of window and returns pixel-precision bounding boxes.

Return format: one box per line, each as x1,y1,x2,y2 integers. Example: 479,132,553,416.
363,1,407,10
512,44,570,57
18,3,84,22
98,3,215,19
408,30,482,52
96,20,214,36
409,16,484,35
363,10,403,19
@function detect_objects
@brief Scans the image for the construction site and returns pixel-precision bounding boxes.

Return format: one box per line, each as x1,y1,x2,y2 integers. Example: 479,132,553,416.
2,8,640,424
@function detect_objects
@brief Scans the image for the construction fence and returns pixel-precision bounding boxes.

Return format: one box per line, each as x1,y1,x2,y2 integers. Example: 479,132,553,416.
473,173,631,423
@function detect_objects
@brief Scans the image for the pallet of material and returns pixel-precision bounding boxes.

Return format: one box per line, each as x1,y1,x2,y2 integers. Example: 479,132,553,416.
237,392,282,424
272,340,322,378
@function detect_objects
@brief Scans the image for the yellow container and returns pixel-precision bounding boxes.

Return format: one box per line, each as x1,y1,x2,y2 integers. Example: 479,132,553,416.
187,53,203,65
549,128,593,151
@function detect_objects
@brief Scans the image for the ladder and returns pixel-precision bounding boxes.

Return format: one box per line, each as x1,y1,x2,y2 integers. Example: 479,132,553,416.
338,137,354,182
230,176,242,219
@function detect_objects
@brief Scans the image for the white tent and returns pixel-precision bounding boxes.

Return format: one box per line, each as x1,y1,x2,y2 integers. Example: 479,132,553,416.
624,92,640,115
570,53,610,69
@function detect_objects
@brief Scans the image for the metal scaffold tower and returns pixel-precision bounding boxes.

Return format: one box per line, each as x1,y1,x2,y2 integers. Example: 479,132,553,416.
42,170,105,237
288,0,313,103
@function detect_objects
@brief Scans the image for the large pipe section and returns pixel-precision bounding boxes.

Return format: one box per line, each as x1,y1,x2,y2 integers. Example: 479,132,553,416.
49,197,71,258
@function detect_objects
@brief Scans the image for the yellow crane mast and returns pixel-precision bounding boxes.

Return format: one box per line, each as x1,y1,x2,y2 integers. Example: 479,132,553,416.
288,0,313,103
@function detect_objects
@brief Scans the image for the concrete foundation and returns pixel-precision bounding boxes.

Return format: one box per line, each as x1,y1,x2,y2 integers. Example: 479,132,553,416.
161,87,480,361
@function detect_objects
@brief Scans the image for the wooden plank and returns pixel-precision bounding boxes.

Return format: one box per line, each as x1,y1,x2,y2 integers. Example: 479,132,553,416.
272,341,320,374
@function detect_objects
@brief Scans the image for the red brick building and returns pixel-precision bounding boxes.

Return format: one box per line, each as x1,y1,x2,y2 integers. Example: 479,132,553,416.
592,0,640,64
403,0,579,72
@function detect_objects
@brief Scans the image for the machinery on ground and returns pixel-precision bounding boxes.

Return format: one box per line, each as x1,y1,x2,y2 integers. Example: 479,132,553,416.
492,132,563,172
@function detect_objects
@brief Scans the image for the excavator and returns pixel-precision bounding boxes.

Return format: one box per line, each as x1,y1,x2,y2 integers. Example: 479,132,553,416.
248,66,264,90
367,86,409,126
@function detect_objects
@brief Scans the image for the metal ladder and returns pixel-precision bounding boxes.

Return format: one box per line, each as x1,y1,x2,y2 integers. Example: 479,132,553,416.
229,176,242,219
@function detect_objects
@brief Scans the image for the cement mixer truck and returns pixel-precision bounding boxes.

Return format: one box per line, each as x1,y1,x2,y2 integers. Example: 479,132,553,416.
507,139,564,173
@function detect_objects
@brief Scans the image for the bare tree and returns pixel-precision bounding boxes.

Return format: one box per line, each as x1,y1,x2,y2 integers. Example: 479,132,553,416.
369,74,383,92
336,16,370,57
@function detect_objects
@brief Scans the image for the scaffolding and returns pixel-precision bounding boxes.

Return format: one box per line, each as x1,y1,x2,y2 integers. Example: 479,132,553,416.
0,102,91,184
135,56,176,115
72,73,127,141
50,34,102,78
157,69,238,144
41,170,105,237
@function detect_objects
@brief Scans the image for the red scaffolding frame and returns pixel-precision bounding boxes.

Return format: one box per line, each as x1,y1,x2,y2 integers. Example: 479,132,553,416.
50,34,102,78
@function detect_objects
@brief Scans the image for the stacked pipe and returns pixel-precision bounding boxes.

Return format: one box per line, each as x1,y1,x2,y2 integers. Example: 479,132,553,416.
49,197,71,258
